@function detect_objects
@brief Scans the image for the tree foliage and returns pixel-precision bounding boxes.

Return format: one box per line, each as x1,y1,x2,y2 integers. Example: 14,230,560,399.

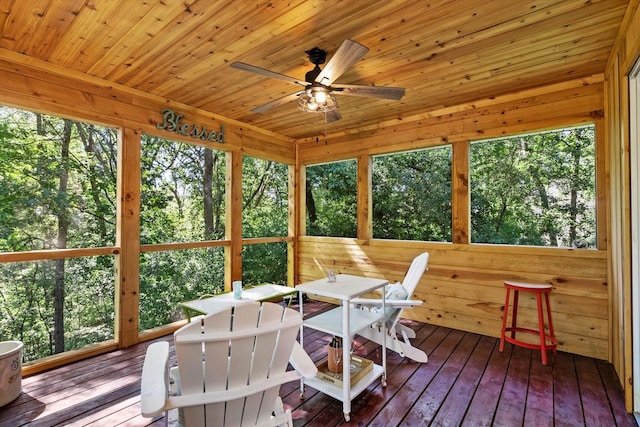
306,160,357,237
138,139,291,329
0,107,117,360
242,158,289,286
471,126,596,247
139,136,225,329
373,147,452,241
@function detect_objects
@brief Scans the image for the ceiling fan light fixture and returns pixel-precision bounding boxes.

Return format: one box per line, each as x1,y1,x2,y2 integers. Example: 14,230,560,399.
314,88,327,104
298,86,337,113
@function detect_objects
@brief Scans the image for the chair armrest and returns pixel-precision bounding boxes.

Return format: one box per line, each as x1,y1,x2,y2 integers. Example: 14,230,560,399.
289,341,318,378
351,298,424,308
141,341,170,417
167,371,300,409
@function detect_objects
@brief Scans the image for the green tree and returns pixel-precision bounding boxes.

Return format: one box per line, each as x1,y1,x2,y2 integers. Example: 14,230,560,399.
471,126,596,247
242,157,289,285
306,160,357,237
0,106,117,360
373,148,452,241
138,136,227,329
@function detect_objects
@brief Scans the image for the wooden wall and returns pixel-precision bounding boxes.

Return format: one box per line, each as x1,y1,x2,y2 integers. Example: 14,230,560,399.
604,0,640,411
296,76,610,360
298,238,608,360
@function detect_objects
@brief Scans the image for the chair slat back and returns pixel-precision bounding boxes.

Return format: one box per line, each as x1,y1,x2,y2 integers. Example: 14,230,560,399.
174,301,301,426
380,252,430,329
401,252,429,296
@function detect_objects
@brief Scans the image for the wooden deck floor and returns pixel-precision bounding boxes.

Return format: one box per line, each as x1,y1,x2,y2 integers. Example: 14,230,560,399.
1,300,637,426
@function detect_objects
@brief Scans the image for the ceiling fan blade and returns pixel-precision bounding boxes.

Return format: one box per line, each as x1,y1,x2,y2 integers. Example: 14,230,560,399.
325,109,342,123
231,62,309,86
332,84,406,100
251,91,303,114
314,39,369,86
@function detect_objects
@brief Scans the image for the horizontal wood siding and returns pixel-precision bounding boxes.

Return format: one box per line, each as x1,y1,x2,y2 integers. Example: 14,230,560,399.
297,237,608,360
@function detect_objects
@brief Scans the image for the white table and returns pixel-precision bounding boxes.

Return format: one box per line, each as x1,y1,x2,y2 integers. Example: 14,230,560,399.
179,284,298,321
296,274,388,422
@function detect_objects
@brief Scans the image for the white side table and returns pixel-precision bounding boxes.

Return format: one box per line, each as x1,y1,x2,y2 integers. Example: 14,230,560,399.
296,274,388,422
178,284,298,321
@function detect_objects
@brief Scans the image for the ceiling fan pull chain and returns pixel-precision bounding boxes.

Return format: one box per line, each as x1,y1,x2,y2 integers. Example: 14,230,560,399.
324,112,328,145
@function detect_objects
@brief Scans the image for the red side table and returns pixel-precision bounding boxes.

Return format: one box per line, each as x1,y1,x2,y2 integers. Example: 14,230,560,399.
499,281,557,365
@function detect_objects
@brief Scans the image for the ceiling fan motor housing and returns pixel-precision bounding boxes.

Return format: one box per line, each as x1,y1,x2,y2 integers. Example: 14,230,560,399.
306,47,327,65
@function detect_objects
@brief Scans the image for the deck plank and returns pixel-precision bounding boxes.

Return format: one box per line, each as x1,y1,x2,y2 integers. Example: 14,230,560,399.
485,344,532,426
365,323,443,425
431,334,495,426
596,359,638,427
461,337,512,426
0,300,636,426
553,352,585,427
403,332,481,425
524,350,554,426
575,355,617,427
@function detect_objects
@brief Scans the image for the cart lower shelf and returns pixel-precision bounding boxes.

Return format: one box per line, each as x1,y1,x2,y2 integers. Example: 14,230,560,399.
303,362,385,401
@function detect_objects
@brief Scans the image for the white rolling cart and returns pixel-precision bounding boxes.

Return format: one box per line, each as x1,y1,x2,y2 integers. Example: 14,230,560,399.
296,274,388,422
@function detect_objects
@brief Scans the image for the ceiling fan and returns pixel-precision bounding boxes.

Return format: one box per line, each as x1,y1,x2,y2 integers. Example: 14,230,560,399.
230,39,406,122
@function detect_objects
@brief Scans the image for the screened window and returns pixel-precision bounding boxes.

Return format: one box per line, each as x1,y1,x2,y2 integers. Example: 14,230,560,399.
373,147,452,241
470,126,596,247
139,136,227,329
305,160,357,237
0,105,117,361
0,107,117,251
140,135,226,244
242,157,288,238
139,247,224,330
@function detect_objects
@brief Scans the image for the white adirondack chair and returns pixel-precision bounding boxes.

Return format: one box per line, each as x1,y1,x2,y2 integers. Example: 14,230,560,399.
352,252,430,363
140,301,316,427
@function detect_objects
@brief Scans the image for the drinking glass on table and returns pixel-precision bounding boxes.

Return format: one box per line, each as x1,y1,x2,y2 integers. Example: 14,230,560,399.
232,280,242,299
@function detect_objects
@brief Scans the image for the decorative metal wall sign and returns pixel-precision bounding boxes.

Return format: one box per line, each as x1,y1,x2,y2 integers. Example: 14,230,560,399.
156,109,225,143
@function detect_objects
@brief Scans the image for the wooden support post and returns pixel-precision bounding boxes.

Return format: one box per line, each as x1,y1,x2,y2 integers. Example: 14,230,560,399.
452,141,470,244
357,155,373,240
225,150,243,290
288,163,297,286
115,128,141,348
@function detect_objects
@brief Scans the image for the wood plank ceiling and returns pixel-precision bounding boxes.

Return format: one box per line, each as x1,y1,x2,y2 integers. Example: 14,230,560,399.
0,0,630,141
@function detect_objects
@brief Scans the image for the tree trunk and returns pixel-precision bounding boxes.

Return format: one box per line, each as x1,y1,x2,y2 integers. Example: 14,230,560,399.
211,153,224,239
532,173,558,246
569,134,583,245
244,161,272,209
54,119,72,354
75,123,108,242
203,147,214,239
306,180,317,224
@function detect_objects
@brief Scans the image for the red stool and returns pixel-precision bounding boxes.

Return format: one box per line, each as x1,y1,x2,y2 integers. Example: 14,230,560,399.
499,281,557,365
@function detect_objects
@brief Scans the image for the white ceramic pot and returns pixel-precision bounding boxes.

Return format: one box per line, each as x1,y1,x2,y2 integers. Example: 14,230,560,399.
0,341,23,407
